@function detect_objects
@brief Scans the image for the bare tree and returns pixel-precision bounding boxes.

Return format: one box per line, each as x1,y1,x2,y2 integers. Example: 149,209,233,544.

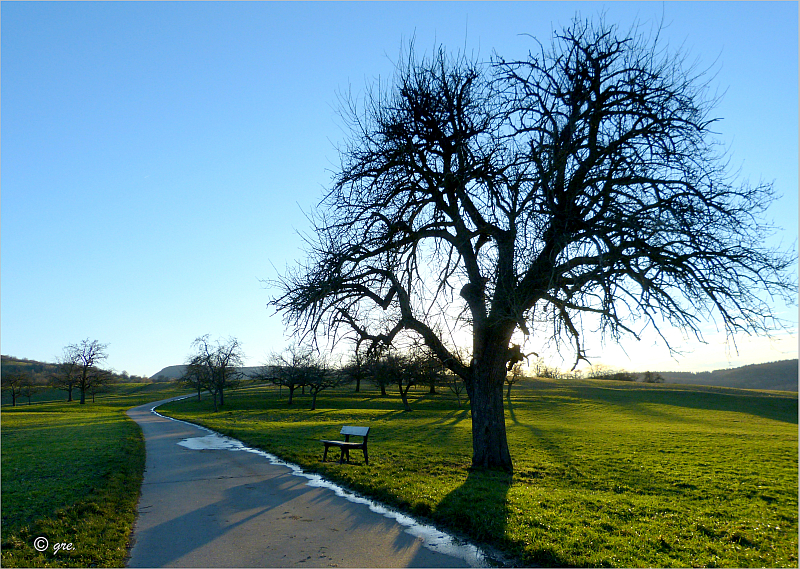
506,362,526,398
181,361,210,402
263,343,316,405
341,342,370,393
2,370,26,406
20,379,43,405
60,339,111,405
369,349,419,412
86,368,114,402
369,353,392,397
50,353,81,402
186,335,244,411
303,355,342,411
443,347,470,407
445,370,468,408
271,20,795,471
642,371,665,384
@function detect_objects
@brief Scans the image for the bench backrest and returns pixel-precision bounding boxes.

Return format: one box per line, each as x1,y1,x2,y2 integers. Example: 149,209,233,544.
340,426,369,438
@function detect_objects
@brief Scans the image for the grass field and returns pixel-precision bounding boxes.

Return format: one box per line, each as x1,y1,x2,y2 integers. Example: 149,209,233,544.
159,378,798,568
1,382,183,568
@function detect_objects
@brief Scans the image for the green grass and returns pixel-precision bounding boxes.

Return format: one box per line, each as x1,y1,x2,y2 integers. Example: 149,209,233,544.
1,382,183,567
159,379,798,567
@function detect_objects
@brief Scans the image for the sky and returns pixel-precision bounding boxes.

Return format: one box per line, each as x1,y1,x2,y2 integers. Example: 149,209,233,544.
2,2,797,377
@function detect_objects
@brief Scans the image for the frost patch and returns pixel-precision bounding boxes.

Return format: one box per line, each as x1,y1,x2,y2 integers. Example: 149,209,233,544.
177,434,247,451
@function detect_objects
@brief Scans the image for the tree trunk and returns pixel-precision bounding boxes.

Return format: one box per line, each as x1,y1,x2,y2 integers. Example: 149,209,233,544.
310,390,318,411
398,381,412,412
287,385,295,405
355,377,361,392
466,337,513,472
67,386,73,402
80,388,86,405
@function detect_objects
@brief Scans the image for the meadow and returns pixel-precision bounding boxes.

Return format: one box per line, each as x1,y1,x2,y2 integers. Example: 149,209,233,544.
159,378,798,568
1,382,183,568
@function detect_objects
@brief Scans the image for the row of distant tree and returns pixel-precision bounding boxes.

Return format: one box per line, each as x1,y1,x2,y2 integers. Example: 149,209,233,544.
1,336,666,409
1,340,149,406
179,335,473,412
177,335,669,414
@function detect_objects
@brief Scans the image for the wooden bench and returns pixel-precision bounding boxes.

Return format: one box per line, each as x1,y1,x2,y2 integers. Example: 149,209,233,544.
320,426,370,465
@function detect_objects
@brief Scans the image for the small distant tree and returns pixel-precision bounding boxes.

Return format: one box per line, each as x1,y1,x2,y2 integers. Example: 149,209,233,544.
587,364,637,382
445,371,467,408
20,379,42,405
386,352,417,412
1,370,26,406
368,352,393,397
419,350,446,395
370,347,439,412
586,363,612,380
367,350,405,408
86,369,114,402
181,362,210,402
342,343,370,393
50,354,81,402
303,356,343,411
642,371,665,383
444,348,471,407
265,344,314,405
60,339,110,404
506,362,526,398
186,335,244,411
609,371,638,382
531,357,559,379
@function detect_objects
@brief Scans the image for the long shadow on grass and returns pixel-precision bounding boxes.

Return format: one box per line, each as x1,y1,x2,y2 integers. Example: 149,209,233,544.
435,468,571,567
577,385,798,424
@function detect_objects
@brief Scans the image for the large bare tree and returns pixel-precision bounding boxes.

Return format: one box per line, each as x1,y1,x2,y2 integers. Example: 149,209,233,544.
271,20,795,471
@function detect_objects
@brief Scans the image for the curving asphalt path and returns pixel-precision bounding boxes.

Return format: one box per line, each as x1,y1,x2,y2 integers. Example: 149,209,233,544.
125,398,477,568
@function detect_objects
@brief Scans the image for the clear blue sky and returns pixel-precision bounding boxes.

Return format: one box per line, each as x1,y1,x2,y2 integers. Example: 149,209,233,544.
2,2,797,377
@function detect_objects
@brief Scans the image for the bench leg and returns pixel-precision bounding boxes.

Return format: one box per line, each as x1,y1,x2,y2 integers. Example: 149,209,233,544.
323,445,328,463
363,446,368,465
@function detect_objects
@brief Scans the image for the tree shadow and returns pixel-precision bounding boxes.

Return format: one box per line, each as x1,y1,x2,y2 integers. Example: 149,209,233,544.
578,385,798,424
506,396,519,425
431,408,470,427
433,468,572,567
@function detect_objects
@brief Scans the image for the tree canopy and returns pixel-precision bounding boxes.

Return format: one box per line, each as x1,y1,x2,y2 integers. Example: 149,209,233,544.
271,18,795,470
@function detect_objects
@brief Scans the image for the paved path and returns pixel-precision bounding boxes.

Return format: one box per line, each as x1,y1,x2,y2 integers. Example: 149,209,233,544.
126,398,477,568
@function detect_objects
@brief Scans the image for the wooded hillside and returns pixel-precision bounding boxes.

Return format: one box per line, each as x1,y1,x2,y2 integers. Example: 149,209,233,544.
660,359,797,392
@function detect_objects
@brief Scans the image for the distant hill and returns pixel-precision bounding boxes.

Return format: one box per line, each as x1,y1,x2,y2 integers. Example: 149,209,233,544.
659,359,797,392
1,355,151,383
149,365,264,381
149,365,187,381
